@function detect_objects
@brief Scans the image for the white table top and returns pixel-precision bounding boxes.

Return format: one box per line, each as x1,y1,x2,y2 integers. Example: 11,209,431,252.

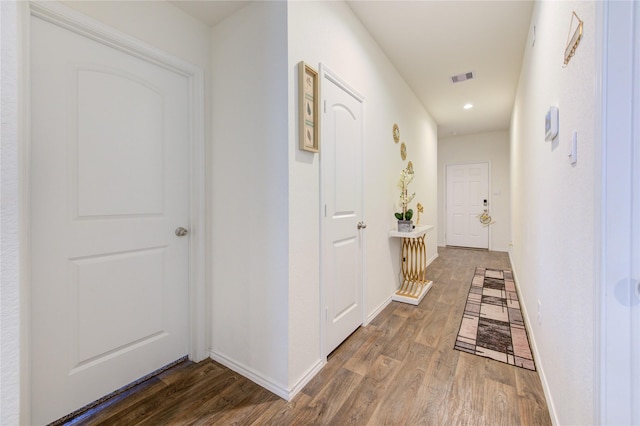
388,224,434,238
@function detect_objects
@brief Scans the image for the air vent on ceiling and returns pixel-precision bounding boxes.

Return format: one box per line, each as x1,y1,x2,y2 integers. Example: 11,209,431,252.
450,71,475,84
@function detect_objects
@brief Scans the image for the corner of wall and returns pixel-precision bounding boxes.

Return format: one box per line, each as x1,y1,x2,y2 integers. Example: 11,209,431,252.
209,0,290,389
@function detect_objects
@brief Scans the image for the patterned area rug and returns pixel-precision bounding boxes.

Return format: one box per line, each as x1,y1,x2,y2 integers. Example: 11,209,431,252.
454,267,536,371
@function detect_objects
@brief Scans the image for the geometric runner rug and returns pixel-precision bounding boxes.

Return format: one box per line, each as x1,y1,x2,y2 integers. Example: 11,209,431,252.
454,267,536,371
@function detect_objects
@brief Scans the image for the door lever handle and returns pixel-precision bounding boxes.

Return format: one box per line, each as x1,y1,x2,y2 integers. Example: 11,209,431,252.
357,222,367,230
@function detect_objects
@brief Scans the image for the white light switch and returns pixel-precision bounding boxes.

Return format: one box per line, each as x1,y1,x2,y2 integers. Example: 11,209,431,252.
569,131,577,164
545,106,559,141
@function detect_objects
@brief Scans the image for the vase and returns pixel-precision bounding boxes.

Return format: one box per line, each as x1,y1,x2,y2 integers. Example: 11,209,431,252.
397,220,413,232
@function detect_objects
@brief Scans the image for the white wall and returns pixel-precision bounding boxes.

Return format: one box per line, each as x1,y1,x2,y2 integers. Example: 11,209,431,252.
61,1,211,71
287,1,438,389
510,1,596,424
438,130,510,251
209,1,290,392
1,1,21,423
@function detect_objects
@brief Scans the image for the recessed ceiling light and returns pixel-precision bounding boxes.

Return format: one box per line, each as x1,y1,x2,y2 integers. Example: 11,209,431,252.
464,103,473,110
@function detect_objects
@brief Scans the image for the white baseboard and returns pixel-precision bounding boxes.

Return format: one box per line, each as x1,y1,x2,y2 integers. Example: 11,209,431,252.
366,295,392,324
209,350,326,402
208,252,442,406
366,251,439,324
287,358,326,401
508,251,559,426
427,252,439,267
209,350,290,400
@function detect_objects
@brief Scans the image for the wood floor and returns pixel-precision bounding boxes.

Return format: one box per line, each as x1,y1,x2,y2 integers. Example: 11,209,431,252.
63,247,551,425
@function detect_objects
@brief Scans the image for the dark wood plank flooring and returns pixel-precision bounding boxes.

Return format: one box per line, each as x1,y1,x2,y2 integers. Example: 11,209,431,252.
63,247,551,425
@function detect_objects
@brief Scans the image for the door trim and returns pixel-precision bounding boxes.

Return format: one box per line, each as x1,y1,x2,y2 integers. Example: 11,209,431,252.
597,1,640,423
318,63,365,358
443,161,491,250
21,2,206,422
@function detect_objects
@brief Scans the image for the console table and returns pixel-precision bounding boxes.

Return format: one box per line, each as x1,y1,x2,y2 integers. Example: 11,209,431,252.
388,225,434,305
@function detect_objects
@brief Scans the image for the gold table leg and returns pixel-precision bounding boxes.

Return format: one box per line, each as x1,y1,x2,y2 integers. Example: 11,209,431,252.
393,234,433,305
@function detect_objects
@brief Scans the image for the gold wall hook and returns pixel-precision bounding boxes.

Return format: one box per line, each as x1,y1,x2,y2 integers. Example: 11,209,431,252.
564,11,583,67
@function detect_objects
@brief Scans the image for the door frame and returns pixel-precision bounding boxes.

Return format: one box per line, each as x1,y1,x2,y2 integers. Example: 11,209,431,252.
318,63,366,359
20,2,206,422
596,0,640,423
443,161,491,250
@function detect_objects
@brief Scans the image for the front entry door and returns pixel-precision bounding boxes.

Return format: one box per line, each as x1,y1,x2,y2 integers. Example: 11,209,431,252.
30,15,190,424
446,163,489,249
321,68,364,355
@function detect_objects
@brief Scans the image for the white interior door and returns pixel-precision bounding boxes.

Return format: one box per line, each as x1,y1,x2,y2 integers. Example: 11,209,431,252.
446,163,489,249
321,68,364,356
30,15,190,424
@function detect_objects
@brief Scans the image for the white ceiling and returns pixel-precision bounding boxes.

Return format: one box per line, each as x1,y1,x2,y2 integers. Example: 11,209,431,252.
347,1,534,137
170,0,534,138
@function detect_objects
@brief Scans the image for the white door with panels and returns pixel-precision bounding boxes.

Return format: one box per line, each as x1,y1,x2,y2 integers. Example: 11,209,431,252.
446,163,489,249
321,68,365,356
30,15,191,424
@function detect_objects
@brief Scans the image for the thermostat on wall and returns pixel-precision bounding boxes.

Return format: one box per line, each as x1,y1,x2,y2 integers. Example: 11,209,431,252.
545,106,559,141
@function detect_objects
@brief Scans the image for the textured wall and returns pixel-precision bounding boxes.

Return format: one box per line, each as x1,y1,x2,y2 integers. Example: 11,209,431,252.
209,1,290,392
61,0,211,71
1,1,21,423
510,1,597,424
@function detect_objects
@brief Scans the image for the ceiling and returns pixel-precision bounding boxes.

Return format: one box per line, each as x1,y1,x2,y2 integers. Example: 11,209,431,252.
170,0,534,138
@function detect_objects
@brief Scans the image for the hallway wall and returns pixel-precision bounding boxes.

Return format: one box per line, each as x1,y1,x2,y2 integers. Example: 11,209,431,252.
510,1,597,424
287,1,438,390
1,1,21,424
209,1,290,393
437,130,510,251
60,1,211,70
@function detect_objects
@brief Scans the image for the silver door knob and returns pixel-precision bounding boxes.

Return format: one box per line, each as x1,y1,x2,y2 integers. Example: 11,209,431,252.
357,222,367,230
175,227,189,237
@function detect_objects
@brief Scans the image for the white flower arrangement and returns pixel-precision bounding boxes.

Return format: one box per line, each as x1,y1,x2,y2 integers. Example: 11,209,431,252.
395,166,415,221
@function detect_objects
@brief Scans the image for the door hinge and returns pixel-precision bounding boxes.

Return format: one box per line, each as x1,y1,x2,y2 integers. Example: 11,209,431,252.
325,204,327,217
325,307,328,321
324,100,327,113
